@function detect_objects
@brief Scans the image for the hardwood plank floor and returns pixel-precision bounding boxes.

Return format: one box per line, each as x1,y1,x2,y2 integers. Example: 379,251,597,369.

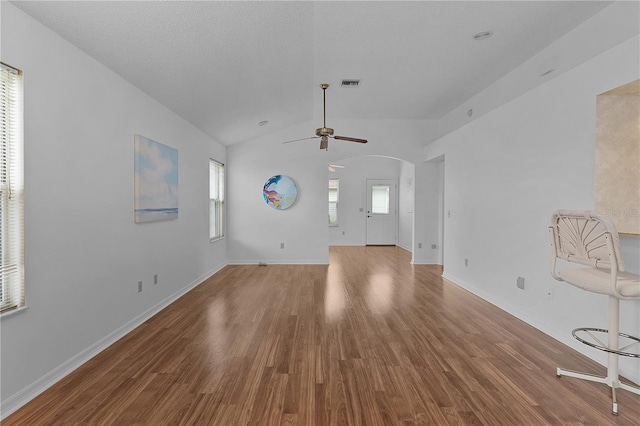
4,246,640,425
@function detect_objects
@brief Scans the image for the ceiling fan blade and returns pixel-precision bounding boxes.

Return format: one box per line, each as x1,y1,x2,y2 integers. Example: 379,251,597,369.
333,135,368,144
282,136,319,144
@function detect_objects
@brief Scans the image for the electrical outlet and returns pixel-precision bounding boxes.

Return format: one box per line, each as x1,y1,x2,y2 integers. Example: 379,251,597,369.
280,242,285,249
465,259,469,267
154,274,158,285
517,277,525,290
431,244,437,249
418,243,422,249
342,231,345,235
138,281,142,293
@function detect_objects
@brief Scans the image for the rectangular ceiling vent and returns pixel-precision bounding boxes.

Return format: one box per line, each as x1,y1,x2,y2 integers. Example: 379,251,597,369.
341,79,360,88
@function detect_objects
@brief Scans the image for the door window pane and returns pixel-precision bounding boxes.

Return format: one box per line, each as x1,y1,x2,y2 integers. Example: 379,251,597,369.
371,185,389,214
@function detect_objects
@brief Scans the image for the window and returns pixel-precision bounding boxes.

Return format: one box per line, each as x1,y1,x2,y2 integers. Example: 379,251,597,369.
209,159,224,240
328,178,339,226
371,185,390,214
0,62,24,314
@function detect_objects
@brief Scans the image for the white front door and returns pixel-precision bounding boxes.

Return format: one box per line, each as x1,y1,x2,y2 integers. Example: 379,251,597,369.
366,179,397,245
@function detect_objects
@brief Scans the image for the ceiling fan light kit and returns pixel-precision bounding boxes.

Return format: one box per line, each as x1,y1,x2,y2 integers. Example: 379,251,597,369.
282,83,368,150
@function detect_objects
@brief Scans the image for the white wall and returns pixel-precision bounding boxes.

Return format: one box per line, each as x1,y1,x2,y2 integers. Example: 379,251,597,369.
226,119,434,264
398,161,414,251
225,127,329,264
425,31,640,384
0,3,227,416
412,161,441,264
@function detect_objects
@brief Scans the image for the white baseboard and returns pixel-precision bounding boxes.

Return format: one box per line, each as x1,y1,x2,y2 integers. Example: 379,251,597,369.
441,272,640,386
412,259,439,265
226,259,329,265
397,243,412,252
0,263,226,420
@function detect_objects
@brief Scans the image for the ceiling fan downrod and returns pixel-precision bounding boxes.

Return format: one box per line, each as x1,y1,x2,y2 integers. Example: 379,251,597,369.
316,83,334,138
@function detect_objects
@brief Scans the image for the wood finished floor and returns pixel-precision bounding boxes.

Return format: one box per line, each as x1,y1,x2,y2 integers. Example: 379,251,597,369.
4,246,640,425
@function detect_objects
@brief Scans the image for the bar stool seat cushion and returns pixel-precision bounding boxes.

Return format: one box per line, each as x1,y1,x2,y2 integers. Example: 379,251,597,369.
559,268,640,298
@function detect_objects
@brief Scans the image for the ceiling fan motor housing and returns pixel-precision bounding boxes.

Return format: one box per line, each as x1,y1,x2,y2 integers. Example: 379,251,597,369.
316,127,334,137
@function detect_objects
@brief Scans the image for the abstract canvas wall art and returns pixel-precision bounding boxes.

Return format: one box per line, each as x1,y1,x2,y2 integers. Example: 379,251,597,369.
263,175,298,210
134,134,179,223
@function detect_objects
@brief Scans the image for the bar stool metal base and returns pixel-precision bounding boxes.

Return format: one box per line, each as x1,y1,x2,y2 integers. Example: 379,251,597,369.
556,367,640,415
556,326,640,415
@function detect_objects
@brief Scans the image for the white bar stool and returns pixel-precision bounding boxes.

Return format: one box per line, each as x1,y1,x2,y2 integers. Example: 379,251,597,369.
549,210,640,415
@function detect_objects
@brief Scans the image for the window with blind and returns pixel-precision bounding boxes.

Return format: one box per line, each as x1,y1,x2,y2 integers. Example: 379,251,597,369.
329,178,339,226
209,159,225,240
371,185,390,214
0,62,25,314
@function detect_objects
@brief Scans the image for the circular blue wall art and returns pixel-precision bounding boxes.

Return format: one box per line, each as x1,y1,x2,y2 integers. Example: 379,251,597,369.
263,175,298,210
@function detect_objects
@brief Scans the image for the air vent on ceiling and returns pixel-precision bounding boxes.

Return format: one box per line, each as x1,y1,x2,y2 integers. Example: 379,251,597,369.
341,79,360,87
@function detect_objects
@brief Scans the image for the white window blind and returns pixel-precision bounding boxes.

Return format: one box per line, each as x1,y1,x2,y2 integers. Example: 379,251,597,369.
209,159,225,240
328,178,339,226
0,62,25,314
371,185,390,214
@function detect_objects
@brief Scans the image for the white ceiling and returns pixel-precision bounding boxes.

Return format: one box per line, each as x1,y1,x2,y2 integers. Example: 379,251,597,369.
11,1,612,146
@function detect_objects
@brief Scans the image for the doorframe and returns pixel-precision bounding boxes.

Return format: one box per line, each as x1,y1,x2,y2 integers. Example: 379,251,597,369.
437,160,445,265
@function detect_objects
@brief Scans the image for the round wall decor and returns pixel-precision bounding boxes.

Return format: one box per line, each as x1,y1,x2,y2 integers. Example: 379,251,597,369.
263,175,298,210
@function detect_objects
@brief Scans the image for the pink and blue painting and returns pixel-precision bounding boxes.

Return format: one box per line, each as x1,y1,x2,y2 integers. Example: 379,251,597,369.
134,134,179,223
263,175,298,210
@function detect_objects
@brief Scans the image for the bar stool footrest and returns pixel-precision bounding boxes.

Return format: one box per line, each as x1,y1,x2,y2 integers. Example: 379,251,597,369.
571,327,640,358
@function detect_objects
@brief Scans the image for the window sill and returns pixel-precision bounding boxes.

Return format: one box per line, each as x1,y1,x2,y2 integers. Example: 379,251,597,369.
0,305,29,319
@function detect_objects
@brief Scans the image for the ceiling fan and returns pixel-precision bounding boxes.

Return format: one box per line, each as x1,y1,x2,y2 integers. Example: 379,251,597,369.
328,164,345,172
283,83,368,150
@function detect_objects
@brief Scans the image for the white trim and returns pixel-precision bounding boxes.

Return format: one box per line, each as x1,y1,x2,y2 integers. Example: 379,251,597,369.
227,260,329,265
0,263,226,420
396,242,412,253
0,62,19,74
411,260,440,265
0,305,29,319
